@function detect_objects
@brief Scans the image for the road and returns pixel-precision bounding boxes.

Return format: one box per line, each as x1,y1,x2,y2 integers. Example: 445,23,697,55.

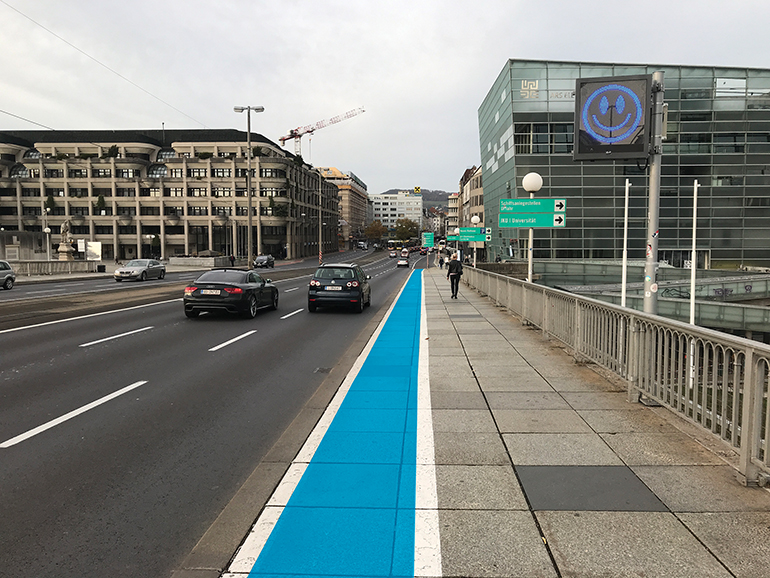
0,252,426,577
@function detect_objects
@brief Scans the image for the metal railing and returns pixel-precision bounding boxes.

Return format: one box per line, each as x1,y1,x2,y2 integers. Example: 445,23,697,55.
464,267,770,485
14,260,98,276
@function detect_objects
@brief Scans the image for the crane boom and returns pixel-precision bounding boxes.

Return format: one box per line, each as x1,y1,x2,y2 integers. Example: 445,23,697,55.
279,107,365,157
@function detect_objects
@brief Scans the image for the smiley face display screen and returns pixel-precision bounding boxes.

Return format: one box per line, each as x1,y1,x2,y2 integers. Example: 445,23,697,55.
574,74,651,161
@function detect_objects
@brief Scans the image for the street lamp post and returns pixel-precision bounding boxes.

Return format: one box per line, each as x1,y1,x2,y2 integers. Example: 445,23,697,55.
522,172,543,283
470,214,480,267
318,170,323,264
234,105,265,267
43,207,51,262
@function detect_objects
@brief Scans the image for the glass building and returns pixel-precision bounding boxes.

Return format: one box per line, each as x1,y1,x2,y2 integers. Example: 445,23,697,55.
479,60,770,268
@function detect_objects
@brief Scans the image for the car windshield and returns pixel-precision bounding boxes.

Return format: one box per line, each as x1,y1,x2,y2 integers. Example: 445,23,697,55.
255,256,269,261
314,268,354,279
196,270,247,284
125,260,149,267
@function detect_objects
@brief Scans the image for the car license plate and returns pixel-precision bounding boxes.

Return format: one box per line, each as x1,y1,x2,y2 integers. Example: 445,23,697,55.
201,289,220,295
325,286,342,291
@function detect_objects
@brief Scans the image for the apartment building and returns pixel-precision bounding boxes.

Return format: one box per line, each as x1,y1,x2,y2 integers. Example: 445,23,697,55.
371,190,423,230
0,129,339,261
318,167,368,250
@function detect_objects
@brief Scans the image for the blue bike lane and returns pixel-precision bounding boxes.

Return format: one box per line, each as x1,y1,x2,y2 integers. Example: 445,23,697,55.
225,271,441,577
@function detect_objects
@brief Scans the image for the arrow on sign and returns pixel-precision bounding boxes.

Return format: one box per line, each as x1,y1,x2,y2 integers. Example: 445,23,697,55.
554,215,564,226
555,200,565,211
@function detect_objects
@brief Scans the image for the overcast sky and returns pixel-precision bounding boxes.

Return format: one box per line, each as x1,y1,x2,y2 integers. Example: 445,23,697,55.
1,0,768,195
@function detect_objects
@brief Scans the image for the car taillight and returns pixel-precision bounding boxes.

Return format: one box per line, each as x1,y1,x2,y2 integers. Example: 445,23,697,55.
223,287,243,294
310,279,321,286
184,286,197,295
346,281,359,288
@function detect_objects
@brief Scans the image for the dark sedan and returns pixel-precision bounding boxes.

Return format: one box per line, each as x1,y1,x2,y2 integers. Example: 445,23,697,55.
183,268,278,319
253,255,275,268
308,263,371,313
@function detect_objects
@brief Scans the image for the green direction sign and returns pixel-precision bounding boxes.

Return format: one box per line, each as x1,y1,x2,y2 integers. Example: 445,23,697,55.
499,213,567,228
500,198,566,213
457,226,490,242
447,235,459,241
421,232,434,247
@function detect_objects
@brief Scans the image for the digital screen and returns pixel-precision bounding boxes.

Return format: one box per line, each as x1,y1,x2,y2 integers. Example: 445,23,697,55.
574,74,651,161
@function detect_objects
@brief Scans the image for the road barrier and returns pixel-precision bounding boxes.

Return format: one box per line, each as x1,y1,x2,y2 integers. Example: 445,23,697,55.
463,267,770,486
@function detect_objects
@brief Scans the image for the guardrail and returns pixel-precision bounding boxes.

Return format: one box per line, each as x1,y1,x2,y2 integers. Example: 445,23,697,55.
464,267,770,486
14,260,98,276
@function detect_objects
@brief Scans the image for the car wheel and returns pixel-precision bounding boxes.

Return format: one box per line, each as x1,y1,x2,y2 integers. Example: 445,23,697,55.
365,290,371,307
159,270,166,279
308,301,317,312
3,278,13,290
243,295,258,319
140,271,147,281
355,297,365,314
270,290,279,310
185,309,199,318
270,263,274,268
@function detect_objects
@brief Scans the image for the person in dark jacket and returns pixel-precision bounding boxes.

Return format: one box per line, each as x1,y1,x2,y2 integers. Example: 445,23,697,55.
446,253,463,299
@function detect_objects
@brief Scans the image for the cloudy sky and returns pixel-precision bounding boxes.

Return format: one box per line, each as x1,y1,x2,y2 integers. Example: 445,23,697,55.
1,0,768,194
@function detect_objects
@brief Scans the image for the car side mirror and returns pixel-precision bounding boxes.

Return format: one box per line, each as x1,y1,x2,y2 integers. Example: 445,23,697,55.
264,279,271,284
366,275,371,279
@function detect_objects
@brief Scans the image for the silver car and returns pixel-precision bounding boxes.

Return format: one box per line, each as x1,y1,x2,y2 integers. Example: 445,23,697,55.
114,259,166,282
0,260,15,290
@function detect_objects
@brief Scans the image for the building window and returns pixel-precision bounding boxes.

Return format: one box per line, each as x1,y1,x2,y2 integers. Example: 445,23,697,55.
21,188,40,197
44,168,64,178
95,225,113,234
11,165,29,178
261,188,286,197
23,149,41,159
188,187,208,197
116,168,138,178
70,206,89,216
165,206,183,216
165,187,184,197
261,168,286,178
170,168,183,178
68,168,88,178
212,187,232,197
93,168,111,178
140,206,161,216
212,168,231,178
157,149,176,160
189,206,208,216
187,168,207,178
116,188,135,197
69,188,88,198
148,164,167,178
140,187,161,197
116,207,136,216
48,188,65,197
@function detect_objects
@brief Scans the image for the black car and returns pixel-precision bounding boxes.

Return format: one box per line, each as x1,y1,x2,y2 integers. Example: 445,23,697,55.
308,263,371,313
183,268,278,319
253,255,275,268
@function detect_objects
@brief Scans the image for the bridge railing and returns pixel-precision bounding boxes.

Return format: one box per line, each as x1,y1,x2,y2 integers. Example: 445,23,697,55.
464,267,770,486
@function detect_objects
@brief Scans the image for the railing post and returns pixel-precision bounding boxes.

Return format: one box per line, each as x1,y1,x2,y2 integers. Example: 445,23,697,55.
627,317,640,402
542,287,548,338
573,298,582,359
737,348,760,485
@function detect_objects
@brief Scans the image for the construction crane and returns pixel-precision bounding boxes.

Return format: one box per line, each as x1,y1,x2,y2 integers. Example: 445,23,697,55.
279,107,365,157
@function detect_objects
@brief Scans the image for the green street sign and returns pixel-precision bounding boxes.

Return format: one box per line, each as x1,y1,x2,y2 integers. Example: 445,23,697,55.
459,227,486,235
459,234,486,242
500,198,566,213
499,213,567,228
447,235,459,241
421,232,434,247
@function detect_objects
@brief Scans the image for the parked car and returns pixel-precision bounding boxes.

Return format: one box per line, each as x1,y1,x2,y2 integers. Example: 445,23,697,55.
114,259,166,282
396,257,409,268
0,260,15,290
308,263,371,313
253,254,275,268
183,268,278,319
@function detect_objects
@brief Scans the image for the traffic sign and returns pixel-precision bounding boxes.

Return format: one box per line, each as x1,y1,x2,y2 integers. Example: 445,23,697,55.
421,232,434,247
499,213,566,228
500,199,566,213
459,227,486,235
447,235,459,241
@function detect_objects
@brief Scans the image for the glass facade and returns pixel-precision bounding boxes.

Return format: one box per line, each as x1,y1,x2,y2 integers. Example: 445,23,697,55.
479,60,770,268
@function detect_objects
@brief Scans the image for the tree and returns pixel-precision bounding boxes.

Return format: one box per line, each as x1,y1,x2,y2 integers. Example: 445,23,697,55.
364,220,388,242
394,218,419,241
44,194,56,213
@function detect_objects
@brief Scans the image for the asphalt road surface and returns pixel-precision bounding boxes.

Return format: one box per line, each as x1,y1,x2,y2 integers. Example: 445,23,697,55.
0,253,425,577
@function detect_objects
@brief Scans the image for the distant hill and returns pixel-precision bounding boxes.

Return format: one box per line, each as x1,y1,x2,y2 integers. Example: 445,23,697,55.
377,188,451,209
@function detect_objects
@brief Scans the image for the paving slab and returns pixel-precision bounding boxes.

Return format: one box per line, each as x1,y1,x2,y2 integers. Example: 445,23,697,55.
600,432,727,466
677,512,770,578
578,408,675,433
432,409,498,433
632,465,770,512
476,375,554,392
435,465,529,510
429,377,482,392
492,409,592,433
430,391,487,410
439,510,557,578
485,391,572,411
503,433,624,466
537,511,733,578
433,432,511,466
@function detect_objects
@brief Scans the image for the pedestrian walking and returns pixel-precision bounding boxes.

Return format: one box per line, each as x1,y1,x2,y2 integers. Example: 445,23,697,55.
446,253,463,299
439,256,444,269
229,254,235,267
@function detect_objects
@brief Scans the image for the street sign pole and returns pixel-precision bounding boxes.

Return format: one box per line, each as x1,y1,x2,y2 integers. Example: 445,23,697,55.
528,192,534,283
643,71,665,314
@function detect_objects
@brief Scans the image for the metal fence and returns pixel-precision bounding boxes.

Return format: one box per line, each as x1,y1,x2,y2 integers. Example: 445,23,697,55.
464,267,770,486
13,260,98,276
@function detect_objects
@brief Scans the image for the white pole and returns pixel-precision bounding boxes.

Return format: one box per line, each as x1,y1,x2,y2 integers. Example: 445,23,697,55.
689,179,700,325
621,179,631,307
527,192,534,282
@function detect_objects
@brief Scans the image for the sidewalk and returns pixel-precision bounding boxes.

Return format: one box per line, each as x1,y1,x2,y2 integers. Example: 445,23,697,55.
423,267,770,577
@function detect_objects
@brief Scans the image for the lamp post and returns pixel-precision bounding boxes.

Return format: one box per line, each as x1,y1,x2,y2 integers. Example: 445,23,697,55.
318,170,323,264
453,227,460,257
145,234,156,258
522,172,543,283
234,105,265,267
43,207,51,262
470,214,480,267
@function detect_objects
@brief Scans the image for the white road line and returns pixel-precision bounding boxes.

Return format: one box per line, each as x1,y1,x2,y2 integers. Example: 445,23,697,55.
208,330,256,352
280,308,304,319
0,380,148,449
79,326,154,348
0,298,181,335
283,287,299,293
